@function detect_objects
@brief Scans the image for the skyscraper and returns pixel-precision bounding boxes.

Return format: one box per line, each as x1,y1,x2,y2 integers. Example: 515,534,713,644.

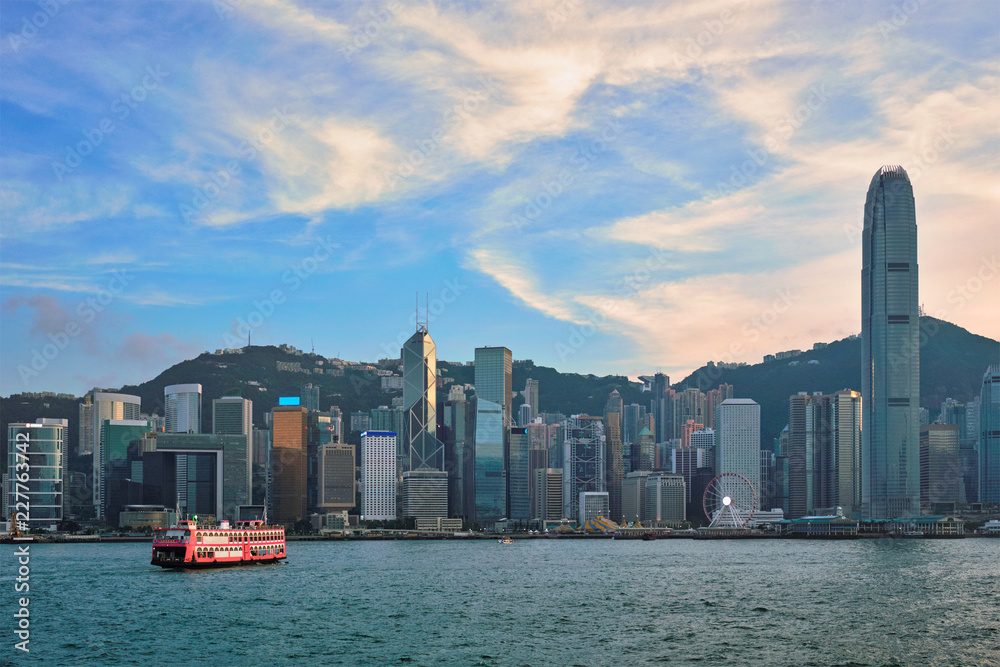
862,165,920,519
7,421,65,530
362,431,397,521
88,390,141,518
562,415,605,520
270,404,308,528
787,391,861,518
165,383,202,434
473,346,512,526
980,365,1000,504
715,398,760,512
403,326,443,472
522,378,539,423
213,396,253,507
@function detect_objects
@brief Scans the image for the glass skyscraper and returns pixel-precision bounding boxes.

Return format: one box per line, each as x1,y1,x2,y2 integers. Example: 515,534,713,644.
862,165,920,519
7,422,64,530
165,383,202,434
403,327,443,472
473,346,511,525
980,365,1000,504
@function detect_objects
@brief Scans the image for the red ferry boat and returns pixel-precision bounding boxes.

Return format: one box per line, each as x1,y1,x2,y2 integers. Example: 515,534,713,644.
151,517,286,568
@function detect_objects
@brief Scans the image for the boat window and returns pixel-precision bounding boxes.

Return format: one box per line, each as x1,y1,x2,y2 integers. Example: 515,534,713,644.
196,534,202,544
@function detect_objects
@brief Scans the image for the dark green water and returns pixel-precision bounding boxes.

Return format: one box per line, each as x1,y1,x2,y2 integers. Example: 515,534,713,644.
2,539,998,666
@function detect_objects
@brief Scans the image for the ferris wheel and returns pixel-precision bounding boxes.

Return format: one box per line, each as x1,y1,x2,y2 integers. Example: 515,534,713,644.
702,472,756,528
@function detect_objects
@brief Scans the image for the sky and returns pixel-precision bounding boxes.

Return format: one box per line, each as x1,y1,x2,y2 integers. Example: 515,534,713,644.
1,0,998,398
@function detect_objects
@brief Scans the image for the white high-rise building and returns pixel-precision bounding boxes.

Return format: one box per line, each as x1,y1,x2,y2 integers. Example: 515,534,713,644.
715,398,761,511
362,431,397,521
165,384,202,434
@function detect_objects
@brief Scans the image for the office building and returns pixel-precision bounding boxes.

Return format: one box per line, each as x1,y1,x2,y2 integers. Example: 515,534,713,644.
622,470,652,524
920,424,960,507
578,491,609,524
508,427,531,521
164,383,202,434
403,326,444,472
645,473,686,527
715,398,761,512
787,390,862,518
633,426,655,472
473,346,512,526
862,165,920,519
518,403,533,427
441,394,475,522
300,383,320,412
151,432,250,521
605,406,624,523
271,404,308,527
401,469,448,521
532,468,563,522
562,415,605,520
362,431,397,521
980,366,1000,503
319,442,355,513
213,396,253,507
522,378,539,423
87,390,141,517
6,421,64,530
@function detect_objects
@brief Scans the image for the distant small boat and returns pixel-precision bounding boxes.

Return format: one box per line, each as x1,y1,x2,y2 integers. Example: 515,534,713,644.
498,536,515,544
641,533,656,541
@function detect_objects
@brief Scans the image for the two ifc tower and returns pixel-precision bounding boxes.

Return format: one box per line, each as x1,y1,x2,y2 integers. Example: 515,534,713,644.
862,165,920,520
400,167,923,522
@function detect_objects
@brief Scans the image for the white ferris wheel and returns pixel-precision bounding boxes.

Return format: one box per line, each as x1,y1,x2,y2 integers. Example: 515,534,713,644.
702,472,756,528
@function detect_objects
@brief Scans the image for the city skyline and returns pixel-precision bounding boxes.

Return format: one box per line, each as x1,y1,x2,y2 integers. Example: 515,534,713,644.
1,2,997,398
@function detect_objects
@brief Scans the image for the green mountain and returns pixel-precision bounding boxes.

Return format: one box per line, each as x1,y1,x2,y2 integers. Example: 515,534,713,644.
1,317,996,462
674,317,998,445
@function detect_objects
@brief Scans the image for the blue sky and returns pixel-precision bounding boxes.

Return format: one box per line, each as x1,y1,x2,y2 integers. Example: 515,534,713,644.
1,0,998,397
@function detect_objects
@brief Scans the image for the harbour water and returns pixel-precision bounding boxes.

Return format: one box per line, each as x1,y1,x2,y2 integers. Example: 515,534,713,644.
3,538,998,666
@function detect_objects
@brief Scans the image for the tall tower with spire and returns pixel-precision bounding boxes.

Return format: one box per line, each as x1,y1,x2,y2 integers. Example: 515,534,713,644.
862,165,920,519
402,322,443,472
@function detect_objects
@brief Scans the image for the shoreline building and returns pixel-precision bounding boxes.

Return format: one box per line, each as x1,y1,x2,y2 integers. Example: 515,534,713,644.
562,415,605,521
862,165,920,519
715,399,761,512
165,383,202,434
362,431,397,521
980,366,1000,504
6,421,65,530
787,390,862,518
271,403,308,528
473,346,512,526
87,391,141,518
